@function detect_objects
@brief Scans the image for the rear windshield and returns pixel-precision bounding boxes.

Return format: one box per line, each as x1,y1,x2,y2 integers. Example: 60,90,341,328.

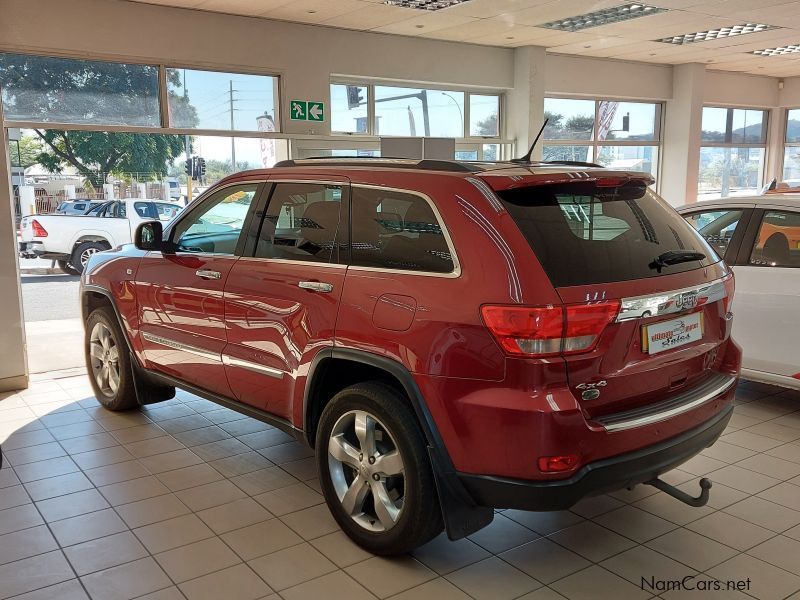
499,182,718,288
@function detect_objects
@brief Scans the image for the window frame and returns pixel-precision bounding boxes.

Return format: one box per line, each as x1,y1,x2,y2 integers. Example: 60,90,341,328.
346,183,461,278
542,96,663,185
782,107,800,183
680,206,753,263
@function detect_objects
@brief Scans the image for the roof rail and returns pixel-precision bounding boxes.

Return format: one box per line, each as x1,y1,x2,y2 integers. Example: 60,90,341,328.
273,157,481,173
540,160,604,168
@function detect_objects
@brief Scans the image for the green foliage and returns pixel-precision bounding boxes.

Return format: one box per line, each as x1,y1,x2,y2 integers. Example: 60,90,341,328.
474,113,498,137
15,135,42,167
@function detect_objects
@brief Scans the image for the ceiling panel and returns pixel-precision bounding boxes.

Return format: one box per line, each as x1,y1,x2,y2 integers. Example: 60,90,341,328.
258,0,367,22
194,0,289,15
320,4,411,30
371,11,478,35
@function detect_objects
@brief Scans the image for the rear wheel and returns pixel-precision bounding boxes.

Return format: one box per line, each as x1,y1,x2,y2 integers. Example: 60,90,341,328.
85,307,138,411
316,381,443,555
56,260,80,276
71,242,107,274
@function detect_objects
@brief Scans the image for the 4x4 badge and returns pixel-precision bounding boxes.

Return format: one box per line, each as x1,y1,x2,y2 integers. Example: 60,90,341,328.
576,381,607,401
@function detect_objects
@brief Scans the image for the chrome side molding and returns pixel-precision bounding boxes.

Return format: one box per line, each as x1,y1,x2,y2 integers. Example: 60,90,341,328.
616,276,728,322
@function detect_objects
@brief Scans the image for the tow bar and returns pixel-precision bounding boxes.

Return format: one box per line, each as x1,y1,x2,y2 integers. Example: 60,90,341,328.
645,477,712,507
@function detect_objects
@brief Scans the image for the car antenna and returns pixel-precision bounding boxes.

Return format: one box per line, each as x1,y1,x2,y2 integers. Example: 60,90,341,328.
511,118,548,164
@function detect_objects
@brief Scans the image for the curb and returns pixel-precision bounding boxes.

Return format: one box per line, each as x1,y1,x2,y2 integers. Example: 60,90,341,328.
20,268,66,275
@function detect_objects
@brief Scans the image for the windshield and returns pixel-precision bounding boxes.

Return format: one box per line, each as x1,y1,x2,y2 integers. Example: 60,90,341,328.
499,182,719,287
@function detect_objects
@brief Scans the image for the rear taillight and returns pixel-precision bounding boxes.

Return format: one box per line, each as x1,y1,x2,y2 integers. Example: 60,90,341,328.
31,219,48,238
538,454,580,473
722,271,735,313
481,301,620,357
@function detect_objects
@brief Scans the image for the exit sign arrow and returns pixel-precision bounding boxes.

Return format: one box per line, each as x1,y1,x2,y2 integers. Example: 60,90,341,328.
308,102,324,122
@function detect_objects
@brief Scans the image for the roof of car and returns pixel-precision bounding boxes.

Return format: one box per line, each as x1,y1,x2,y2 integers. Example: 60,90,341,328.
677,194,800,211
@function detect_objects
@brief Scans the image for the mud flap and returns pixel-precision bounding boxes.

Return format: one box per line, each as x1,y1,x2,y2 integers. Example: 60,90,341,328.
428,446,494,540
130,352,175,406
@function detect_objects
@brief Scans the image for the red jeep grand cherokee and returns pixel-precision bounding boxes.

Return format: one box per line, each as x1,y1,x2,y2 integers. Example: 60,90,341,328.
81,158,740,554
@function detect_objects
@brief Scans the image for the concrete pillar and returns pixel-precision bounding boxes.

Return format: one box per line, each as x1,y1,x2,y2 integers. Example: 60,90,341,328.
19,186,36,216
137,183,147,199
507,46,547,161
766,107,785,183
103,183,115,200
0,126,29,391
160,180,170,201
661,63,706,207
64,184,76,199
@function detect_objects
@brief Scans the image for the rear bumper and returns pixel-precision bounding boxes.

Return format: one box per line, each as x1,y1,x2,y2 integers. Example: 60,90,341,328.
19,241,67,261
458,403,733,511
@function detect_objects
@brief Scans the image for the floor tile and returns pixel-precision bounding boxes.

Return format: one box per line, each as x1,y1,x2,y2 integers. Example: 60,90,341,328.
0,550,74,600
281,503,340,539
685,511,775,551
0,484,31,511
192,437,250,462
110,423,166,444
721,430,785,452
0,428,55,451
412,534,490,575
125,435,186,459
23,471,93,501
174,479,247,511
601,545,695,586
633,490,715,525
71,446,135,471
139,448,204,474
708,553,800,600
237,428,294,450
231,467,299,496
48,420,105,441
9,579,89,600
36,488,109,522
208,450,274,478
80,556,172,600
64,530,148,576
281,570,374,600
757,481,800,511
0,525,58,565
723,496,800,532
155,537,241,584
135,587,186,600
701,440,758,463
250,542,337,591
549,521,636,562
116,493,191,529
502,509,585,535
14,455,79,483
0,502,44,535
702,464,781,494
156,463,223,492
99,476,170,505
593,505,677,543
59,432,119,455
258,441,315,464
134,513,215,554
646,527,738,570
311,530,375,568
50,508,128,547
157,414,212,434
178,563,272,600
500,538,590,585
551,565,649,600
748,535,800,575
253,482,322,516
569,494,624,518
221,518,303,560
197,496,273,534
446,556,540,600
172,425,231,447
766,442,800,464
85,460,151,487
390,578,471,600
4,441,67,466
467,513,539,554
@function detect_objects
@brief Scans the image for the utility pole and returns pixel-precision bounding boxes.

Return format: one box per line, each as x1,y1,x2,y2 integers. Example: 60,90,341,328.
229,80,236,171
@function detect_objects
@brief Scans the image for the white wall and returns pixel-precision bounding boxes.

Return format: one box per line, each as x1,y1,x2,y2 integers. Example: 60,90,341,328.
704,71,780,108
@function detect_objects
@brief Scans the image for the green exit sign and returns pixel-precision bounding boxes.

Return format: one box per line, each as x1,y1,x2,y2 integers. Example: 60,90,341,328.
290,100,324,122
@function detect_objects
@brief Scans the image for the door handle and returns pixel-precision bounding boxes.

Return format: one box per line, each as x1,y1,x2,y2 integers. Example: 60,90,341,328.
298,281,333,293
196,269,222,280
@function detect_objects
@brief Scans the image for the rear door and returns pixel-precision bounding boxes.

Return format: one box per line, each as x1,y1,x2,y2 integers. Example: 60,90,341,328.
681,204,755,263
729,207,800,380
497,180,734,419
136,182,264,396
222,177,348,416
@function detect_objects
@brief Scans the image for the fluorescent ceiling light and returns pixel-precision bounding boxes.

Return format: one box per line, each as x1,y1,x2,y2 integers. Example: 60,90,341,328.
538,3,667,32
384,0,472,10
753,44,800,56
657,23,777,45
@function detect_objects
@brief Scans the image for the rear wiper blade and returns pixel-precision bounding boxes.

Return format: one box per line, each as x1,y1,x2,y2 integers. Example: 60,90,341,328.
649,250,706,273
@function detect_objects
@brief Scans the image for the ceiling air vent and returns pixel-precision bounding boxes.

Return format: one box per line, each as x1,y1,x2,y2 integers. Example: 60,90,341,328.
384,0,472,10
657,23,778,45
538,3,667,32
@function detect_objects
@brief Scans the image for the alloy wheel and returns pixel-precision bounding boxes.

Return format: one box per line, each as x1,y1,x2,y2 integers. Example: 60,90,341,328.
327,410,406,532
89,322,120,396
80,247,100,267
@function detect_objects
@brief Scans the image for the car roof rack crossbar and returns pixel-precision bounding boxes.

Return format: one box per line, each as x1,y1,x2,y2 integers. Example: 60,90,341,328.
273,157,482,173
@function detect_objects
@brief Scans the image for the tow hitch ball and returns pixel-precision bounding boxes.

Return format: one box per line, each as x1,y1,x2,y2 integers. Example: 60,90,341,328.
644,477,712,507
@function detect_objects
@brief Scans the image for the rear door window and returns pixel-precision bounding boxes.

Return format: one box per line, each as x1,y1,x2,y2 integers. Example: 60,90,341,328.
749,210,800,268
498,181,717,287
683,209,744,259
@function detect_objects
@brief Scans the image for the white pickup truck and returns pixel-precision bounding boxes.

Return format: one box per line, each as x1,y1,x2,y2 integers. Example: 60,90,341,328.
19,199,182,274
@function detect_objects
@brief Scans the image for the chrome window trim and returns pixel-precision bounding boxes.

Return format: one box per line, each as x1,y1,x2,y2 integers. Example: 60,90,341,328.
616,275,728,322
221,355,283,379
141,332,220,362
350,183,462,279
599,374,736,432
237,257,347,269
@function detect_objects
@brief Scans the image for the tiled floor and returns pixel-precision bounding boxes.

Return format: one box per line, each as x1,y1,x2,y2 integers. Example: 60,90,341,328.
2,375,800,600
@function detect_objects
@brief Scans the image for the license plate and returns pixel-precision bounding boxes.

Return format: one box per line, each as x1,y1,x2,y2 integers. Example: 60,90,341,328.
642,312,704,355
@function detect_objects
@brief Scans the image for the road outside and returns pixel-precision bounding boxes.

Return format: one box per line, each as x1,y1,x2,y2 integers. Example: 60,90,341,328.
19,255,84,374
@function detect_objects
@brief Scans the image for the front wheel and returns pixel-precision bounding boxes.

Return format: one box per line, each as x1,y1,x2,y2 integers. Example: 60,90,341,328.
85,307,138,411
71,241,107,275
316,382,443,555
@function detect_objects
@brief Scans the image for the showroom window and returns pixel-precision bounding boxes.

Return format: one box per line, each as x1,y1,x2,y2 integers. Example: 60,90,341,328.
699,106,768,200
783,108,800,186
543,97,662,181
330,82,503,160
0,53,160,126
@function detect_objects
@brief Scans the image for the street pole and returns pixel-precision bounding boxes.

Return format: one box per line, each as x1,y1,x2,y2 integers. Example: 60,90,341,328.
440,92,464,136
421,89,430,137
230,80,236,171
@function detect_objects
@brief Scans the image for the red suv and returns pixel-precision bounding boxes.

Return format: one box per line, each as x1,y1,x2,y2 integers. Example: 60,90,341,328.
81,158,740,554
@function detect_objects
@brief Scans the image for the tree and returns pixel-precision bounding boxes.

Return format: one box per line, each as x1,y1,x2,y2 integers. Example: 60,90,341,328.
474,113,498,137
16,135,42,168
0,54,197,186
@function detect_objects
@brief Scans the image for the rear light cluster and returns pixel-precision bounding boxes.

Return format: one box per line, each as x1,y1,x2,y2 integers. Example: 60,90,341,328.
481,301,620,357
31,219,48,238
538,454,580,473
722,271,735,313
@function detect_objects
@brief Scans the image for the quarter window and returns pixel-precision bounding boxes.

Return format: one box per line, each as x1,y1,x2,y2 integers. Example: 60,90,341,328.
254,183,342,263
350,187,454,274
173,184,258,255
749,211,800,268
683,209,744,259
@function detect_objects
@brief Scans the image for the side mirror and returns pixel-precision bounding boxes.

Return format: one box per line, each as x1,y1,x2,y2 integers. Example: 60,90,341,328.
134,221,165,251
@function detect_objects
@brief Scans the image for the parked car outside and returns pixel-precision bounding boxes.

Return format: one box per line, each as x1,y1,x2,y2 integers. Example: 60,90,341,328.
679,194,800,390
19,199,183,275
80,158,740,554
54,199,105,215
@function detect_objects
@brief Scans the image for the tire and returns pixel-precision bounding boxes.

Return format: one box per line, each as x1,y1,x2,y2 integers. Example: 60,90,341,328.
85,306,138,411
56,260,80,276
71,241,107,275
316,381,443,555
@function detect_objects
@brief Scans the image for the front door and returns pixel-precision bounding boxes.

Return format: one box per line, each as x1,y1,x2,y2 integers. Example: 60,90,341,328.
223,178,348,417
136,182,263,396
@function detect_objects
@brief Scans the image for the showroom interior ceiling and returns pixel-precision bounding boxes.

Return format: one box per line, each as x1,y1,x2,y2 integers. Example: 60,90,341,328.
127,0,800,76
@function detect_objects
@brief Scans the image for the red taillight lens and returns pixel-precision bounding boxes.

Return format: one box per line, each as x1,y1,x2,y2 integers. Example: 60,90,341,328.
31,219,48,238
538,454,580,473
481,301,620,357
722,272,735,313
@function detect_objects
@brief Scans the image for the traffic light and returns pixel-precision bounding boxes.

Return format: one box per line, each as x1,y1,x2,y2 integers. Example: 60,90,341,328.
346,85,364,110
195,157,206,179
184,157,193,178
